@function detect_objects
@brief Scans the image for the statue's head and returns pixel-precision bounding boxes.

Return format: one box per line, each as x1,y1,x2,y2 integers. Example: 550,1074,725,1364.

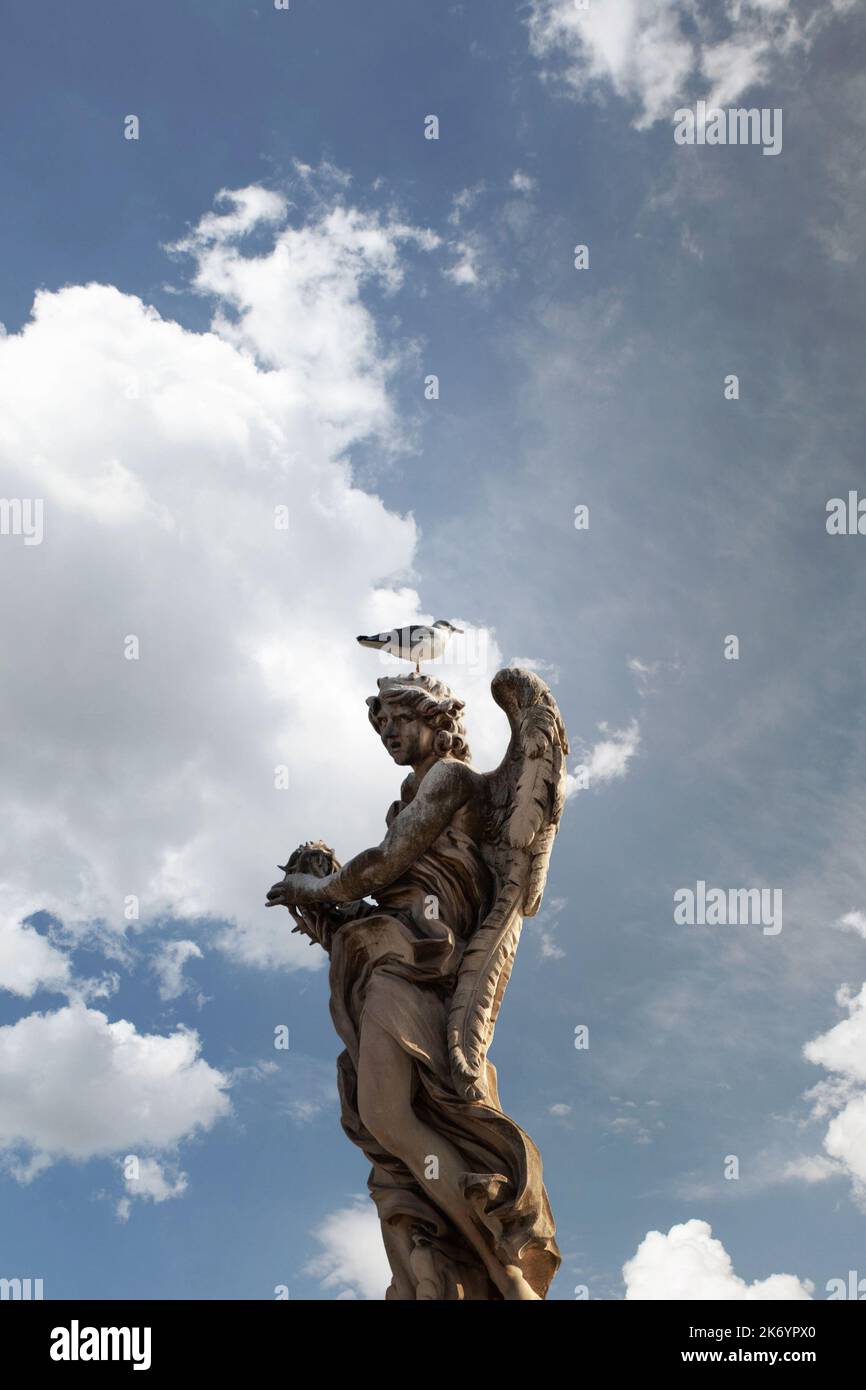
366,674,471,767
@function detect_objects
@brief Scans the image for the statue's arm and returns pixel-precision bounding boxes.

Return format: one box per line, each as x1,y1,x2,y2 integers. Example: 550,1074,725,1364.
267,762,470,908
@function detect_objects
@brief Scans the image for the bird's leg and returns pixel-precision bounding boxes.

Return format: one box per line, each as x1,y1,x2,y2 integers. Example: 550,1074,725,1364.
415,660,420,675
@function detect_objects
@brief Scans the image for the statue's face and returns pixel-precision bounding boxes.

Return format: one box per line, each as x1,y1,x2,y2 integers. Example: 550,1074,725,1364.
375,701,436,766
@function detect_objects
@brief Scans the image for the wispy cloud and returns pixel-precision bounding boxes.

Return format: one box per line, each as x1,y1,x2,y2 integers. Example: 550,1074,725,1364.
567,720,640,796
527,0,854,128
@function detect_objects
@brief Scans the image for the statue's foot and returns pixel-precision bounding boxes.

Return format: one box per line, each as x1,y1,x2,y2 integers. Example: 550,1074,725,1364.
501,1265,542,1301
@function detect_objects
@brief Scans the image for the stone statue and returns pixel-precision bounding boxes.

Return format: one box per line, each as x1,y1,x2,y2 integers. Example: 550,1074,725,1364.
266,666,569,1300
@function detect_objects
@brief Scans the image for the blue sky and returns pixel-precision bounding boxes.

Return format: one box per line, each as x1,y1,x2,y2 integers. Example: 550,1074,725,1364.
2,0,866,1300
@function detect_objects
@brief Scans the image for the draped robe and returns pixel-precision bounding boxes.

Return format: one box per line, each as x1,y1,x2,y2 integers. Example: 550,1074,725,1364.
327,810,560,1300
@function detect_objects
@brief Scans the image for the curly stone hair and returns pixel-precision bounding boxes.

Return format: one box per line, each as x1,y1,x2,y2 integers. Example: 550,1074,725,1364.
366,673,471,763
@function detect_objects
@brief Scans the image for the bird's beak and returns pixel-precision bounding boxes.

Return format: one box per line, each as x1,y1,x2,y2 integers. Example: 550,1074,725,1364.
452,625,464,633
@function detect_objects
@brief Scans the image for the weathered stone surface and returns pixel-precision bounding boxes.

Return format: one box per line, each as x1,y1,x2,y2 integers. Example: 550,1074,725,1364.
267,667,569,1300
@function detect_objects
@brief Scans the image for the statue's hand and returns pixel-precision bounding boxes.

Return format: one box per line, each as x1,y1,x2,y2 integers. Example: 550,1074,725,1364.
266,871,328,908
265,842,344,952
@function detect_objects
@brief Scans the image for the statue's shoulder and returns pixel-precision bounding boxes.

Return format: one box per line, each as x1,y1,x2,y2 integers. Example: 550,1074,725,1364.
396,762,462,805
429,757,482,801
400,760,478,811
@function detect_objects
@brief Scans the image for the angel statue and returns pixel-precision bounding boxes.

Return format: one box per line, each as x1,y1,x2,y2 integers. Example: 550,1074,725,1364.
266,666,569,1301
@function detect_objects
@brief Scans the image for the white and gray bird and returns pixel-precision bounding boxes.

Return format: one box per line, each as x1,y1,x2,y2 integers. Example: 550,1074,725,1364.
357,619,464,673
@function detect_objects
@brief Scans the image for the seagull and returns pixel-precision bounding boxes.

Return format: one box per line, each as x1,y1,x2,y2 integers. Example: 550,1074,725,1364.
357,619,464,673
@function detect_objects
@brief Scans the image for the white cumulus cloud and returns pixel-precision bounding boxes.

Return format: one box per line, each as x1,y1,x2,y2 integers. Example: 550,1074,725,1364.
0,1003,230,1176
0,178,504,979
304,1196,390,1299
623,1219,813,1299
0,907,70,997
801,983,866,1208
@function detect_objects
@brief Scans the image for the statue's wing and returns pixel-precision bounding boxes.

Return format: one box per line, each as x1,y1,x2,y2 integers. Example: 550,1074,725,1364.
447,668,569,1100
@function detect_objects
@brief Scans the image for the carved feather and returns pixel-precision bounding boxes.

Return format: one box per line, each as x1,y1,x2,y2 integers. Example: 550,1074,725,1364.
447,668,569,1099
507,707,560,849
